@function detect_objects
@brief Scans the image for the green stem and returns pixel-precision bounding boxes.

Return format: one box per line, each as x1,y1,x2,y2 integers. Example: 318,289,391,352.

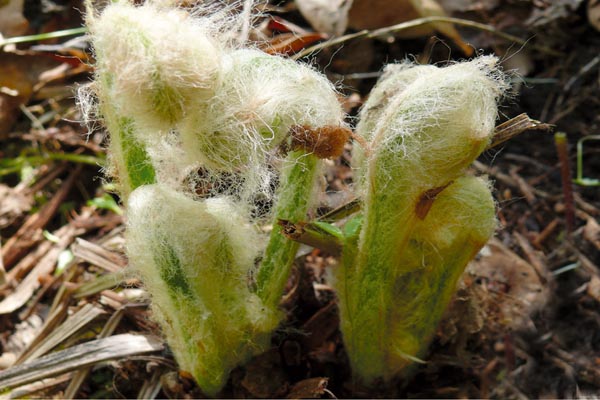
256,150,320,309
101,103,155,198
0,27,87,48
0,153,104,177
347,163,422,380
278,219,343,255
575,135,600,186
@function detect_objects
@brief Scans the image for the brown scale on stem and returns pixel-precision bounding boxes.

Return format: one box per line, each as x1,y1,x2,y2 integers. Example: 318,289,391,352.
290,124,352,159
414,181,454,220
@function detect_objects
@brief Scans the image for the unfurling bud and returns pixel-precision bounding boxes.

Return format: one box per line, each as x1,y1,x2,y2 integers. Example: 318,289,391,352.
90,1,221,133
127,185,279,395
179,48,345,171
336,56,507,384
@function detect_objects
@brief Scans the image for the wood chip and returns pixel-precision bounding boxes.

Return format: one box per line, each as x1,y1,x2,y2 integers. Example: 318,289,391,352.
587,275,600,303
583,217,600,250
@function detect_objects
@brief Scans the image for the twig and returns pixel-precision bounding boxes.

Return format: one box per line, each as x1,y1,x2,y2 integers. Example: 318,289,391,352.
1,164,83,269
554,132,576,233
292,16,562,60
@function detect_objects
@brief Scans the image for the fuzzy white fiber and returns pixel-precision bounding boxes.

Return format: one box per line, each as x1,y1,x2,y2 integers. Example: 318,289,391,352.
90,1,222,133
352,62,437,185
87,1,345,207
357,56,508,194
127,184,279,394
178,48,344,198
84,1,346,393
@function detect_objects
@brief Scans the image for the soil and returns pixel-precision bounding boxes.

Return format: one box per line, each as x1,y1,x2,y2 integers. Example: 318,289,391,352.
0,0,599,398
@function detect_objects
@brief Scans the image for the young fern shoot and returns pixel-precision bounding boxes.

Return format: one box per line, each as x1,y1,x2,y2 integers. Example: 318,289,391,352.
84,0,348,395
335,57,508,383
84,0,509,392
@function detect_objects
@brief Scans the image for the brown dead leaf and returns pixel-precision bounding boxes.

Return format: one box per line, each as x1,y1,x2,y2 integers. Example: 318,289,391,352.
301,301,339,351
587,275,600,303
286,377,329,399
0,52,63,137
0,184,33,229
261,32,328,56
348,0,473,55
0,0,28,37
590,0,600,31
583,217,600,250
295,0,352,36
467,238,550,331
239,349,289,398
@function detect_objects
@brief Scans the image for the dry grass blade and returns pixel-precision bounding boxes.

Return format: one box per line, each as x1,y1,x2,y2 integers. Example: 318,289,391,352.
0,334,164,391
136,369,163,400
488,113,554,150
71,238,127,272
63,307,126,399
6,373,73,399
292,16,563,60
17,303,106,364
73,270,132,299
0,208,92,314
1,165,82,269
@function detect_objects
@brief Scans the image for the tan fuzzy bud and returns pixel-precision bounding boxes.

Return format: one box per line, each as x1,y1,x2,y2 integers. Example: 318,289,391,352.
178,48,344,171
127,184,279,395
91,1,221,133
337,56,508,384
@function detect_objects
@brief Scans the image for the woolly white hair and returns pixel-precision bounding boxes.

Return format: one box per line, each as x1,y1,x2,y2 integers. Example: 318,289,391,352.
178,48,344,203
89,1,222,133
84,0,345,208
356,56,508,196
126,184,279,394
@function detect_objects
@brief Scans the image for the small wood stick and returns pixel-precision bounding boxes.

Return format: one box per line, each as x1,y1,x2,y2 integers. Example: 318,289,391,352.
554,132,576,232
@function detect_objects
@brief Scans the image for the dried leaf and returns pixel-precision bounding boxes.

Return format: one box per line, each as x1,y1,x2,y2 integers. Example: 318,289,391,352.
0,0,28,37
0,53,63,137
583,217,600,250
348,0,472,55
295,0,353,36
0,184,33,229
587,275,600,303
286,377,329,399
17,304,106,364
468,239,550,331
0,313,43,370
589,0,600,31
261,32,327,56
239,350,288,398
